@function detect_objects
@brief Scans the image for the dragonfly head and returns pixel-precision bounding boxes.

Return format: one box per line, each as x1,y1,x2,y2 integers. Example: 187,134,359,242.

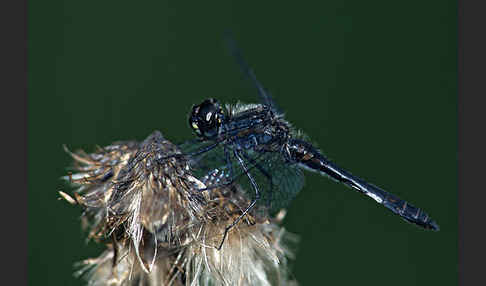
189,98,225,139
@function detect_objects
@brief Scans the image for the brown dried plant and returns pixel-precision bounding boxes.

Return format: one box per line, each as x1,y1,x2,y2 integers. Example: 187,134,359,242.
62,131,298,286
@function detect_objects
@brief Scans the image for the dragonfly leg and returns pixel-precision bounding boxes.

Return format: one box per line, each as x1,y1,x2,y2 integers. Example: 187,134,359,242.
188,141,221,157
216,150,261,250
241,151,274,210
195,144,236,193
157,141,221,165
224,144,235,184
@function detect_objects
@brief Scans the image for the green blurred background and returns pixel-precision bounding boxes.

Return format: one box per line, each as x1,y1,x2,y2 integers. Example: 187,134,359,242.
28,1,456,285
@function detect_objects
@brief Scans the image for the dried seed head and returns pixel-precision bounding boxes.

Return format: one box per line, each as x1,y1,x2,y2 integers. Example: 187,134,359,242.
63,130,299,285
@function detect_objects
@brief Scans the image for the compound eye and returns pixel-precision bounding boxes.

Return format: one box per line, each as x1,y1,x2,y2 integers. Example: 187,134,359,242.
191,121,202,136
189,98,223,138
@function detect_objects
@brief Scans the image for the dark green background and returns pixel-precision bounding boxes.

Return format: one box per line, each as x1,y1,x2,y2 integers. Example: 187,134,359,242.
29,1,456,285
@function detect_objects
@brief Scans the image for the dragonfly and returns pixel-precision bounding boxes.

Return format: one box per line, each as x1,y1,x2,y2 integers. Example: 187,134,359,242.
177,36,439,249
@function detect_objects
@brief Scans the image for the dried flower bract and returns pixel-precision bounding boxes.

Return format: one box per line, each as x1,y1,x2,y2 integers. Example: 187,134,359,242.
63,130,298,285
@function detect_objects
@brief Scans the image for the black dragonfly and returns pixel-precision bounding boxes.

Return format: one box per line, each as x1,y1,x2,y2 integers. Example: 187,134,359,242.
178,37,439,249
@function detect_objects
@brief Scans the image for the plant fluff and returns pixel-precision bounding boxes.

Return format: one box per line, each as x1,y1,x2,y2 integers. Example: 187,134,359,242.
62,130,298,286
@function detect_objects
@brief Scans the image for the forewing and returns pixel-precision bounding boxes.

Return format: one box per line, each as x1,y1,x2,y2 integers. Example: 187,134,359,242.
218,150,305,214
247,151,305,212
179,140,305,214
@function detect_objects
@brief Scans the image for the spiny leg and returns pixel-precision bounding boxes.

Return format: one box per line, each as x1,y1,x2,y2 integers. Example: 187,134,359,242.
157,141,221,164
217,149,261,250
241,151,274,211
197,148,266,192
188,141,221,157
196,144,237,193
224,144,235,185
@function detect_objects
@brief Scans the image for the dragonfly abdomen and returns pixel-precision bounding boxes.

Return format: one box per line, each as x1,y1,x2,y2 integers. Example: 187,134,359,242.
380,191,439,230
286,138,439,231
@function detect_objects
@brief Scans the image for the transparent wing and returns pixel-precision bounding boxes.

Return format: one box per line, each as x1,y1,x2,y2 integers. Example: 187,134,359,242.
224,31,282,114
180,139,304,214
244,150,305,213
178,140,229,177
